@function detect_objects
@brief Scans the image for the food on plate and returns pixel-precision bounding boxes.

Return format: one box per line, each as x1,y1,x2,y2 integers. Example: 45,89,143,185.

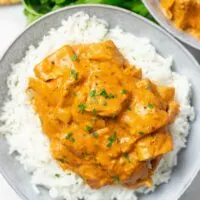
0,12,194,200
0,0,19,4
28,40,179,189
161,0,200,39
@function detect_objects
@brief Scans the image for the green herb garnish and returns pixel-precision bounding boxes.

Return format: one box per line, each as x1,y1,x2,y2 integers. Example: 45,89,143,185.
55,173,60,177
92,108,97,116
90,90,96,97
71,54,78,61
71,69,78,80
65,132,72,139
107,132,117,148
121,89,127,94
71,138,75,143
92,132,98,138
148,103,153,109
139,131,145,135
113,176,120,184
123,153,131,163
99,89,114,99
86,125,93,133
78,103,87,114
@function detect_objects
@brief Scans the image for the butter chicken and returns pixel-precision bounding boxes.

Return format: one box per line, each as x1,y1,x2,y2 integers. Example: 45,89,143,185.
28,40,179,189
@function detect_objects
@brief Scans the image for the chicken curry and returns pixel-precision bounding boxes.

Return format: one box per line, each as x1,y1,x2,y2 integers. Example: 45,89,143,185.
161,0,200,39
28,40,179,189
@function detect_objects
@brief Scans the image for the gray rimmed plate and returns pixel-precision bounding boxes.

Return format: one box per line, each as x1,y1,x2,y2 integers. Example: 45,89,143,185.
0,4,200,200
142,0,200,50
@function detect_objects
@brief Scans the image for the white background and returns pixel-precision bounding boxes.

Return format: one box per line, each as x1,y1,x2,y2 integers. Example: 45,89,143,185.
0,4,200,200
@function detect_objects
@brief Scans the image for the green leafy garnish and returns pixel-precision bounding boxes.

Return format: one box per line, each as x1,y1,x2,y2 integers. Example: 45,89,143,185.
121,89,127,94
139,131,145,135
78,103,87,113
55,173,60,177
86,125,93,133
148,103,153,109
71,138,75,143
90,90,96,97
124,153,131,163
71,54,78,61
92,108,97,116
92,131,98,138
71,69,78,80
65,132,73,139
113,175,120,184
107,132,117,148
99,89,114,99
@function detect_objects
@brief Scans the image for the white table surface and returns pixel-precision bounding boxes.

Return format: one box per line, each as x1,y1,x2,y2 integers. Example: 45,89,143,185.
0,5,200,200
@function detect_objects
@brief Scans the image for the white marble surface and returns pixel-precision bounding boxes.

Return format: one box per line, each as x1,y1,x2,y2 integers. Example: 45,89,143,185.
0,5,200,200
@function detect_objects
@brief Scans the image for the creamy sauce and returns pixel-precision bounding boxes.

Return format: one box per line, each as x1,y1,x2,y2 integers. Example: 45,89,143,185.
28,40,179,189
161,0,200,39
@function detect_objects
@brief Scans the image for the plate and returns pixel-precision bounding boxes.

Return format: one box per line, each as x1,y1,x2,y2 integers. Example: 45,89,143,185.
142,0,200,50
0,4,200,200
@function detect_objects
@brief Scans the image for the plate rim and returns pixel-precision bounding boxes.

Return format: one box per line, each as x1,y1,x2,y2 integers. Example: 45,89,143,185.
0,4,200,200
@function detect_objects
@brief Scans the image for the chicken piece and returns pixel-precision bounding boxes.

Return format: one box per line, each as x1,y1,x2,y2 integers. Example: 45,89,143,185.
156,85,175,102
34,45,80,82
121,86,168,135
74,40,124,65
135,131,173,161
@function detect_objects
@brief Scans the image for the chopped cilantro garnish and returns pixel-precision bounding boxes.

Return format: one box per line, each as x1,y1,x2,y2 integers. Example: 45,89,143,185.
99,89,114,99
148,103,153,109
92,132,98,138
107,132,117,148
113,176,120,184
71,54,78,61
86,125,93,133
121,89,127,94
78,103,87,114
92,108,97,116
123,153,131,163
139,131,145,135
90,90,96,97
55,174,60,178
71,138,75,143
65,132,72,139
70,69,78,80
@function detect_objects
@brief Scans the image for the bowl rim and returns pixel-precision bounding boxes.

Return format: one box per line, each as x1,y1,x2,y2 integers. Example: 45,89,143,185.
0,4,200,200
142,0,200,50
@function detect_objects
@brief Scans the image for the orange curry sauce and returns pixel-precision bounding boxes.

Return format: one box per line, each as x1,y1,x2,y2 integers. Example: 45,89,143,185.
161,0,200,39
28,40,179,189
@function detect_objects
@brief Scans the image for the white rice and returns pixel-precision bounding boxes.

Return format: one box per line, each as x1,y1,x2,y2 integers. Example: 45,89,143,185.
0,12,194,200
